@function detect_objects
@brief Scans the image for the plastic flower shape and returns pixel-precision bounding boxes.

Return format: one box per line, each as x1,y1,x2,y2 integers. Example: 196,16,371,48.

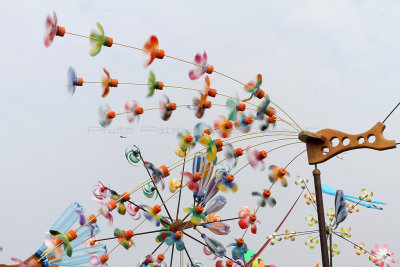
295,176,308,189
126,203,142,220
284,230,297,241
214,116,234,138
217,173,238,193
97,199,116,225
224,144,243,169
177,131,196,151
143,182,158,199
98,104,114,128
101,68,118,98
256,98,271,120
370,244,395,267
48,229,77,257
359,189,373,202
238,210,260,234
44,11,64,47
125,145,141,165
326,208,335,222
340,227,352,238
143,161,166,190
90,23,112,57
67,67,83,96
328,244,340,257
228,238,248,261
143,205,163,226
185,205,206,225
189,51,214,80
246,147,267,171
140,254,167,267
206,213,221,223
243,74,264,101
201,233,226,258
168,178,182,193
182,171,201,193
164,231,185,251
93,181,108,200
147,71,164,98
304,193,317,205
226,98,246,121
234,112,254,133
76,210,96,237
252,189,277,208
114,228,135,250
198,133,217,163
201,221,231,235
159,95,176,121
269,165,290,187
305,236,319,249
143,35,164,67
109,189,130,215
267,232,282,245
347,203,360,213
354,243,367,255
90,254,109,267
306,215,318,226
125,100,143,123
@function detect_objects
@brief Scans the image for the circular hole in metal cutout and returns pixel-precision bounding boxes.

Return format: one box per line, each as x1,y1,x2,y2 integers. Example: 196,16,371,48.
342,137,350,146
322,146,330,155
358,137,365,144
368,134,376,143
330,137,339,147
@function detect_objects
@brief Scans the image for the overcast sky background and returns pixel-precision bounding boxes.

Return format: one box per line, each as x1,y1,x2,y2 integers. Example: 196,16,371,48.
1,1,400,266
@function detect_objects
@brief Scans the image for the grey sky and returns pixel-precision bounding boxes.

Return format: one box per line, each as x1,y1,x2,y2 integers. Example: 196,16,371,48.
1,1,399,266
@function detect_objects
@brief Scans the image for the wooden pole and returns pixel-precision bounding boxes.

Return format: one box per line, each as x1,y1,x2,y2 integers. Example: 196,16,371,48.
313,167,329,267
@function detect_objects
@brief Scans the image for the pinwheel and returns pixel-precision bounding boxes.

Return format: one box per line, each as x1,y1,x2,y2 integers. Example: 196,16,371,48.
202,221,231,235
177,131,196,151
243,74,265,101
101,68,118,98
168,178,182,193
347,203,359,213
109,189,131,215
234,112,254,133
217,173,238,193
182,171,201,193
143,205,163,226
246,147,267,171
370,244,395,267
184,205,206,225
125,145,141,165
76,211,97,237
340,227,351,238
192,95,211,119
93,181,108,200
143,35,165,67
260,114,277,131
147,71,164,98
326,208,335,222
48,229,77,257
98,104,115,127
359,189,373,202
43,234,63,261
267,232,282,245
256,98,270,120
44,11,65,47
354,243,367,255
204,195,227,215
304,193,316,205
305,236,319,249
125,100,144,123
194,122,213,142
224,144,243,168
251,189,276,208
295,176,309,189
175,146,187,158
214,116,234,138
284,230,296,241
216,260,245,267
305,215,317,226
114,228,135,249
226,98,246,121
268,165,290,187
238,208,260,234
97,199,117,225
165,231,185,251
143,182,158,199
189,51,214,80
126,203,142,220
139,254,167,267
201,233,226,258
143,161,169,190
67,67,83,96
203,245,218,260
89,254,109,267
90,23,113,57
198,133,217,163
328,244,340,257
159,95,176,121
334,190,348,227
228,238,248,261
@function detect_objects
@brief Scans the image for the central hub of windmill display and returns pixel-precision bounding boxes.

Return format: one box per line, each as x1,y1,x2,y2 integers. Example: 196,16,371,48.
169,221,194,232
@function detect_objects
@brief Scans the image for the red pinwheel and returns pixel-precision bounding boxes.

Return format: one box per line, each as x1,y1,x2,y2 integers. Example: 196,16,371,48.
182,171,202,193
125,100,144,123
159,95,176,121
189,51,214,80
246,146,267,171
238,206,260,234
269,165,290,187
93,181,108,200
126,203,142,220
101,68,118,98
192,76,213,118
143,35,165,67
44,11,65,47
90,254,109,267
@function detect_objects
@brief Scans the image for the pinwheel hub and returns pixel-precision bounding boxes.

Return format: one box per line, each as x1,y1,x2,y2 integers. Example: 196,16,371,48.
169,221,194,232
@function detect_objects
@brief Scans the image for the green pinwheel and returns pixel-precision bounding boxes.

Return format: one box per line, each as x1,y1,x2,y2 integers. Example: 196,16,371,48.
147,71,164,98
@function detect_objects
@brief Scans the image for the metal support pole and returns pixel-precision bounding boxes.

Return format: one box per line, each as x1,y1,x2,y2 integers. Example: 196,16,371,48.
313,167,329,267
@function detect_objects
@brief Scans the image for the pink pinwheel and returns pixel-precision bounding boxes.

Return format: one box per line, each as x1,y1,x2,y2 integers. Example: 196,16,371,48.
95,199,116,225
216,259,245,267
182,171,201,193
246,146,268,171
93,181,108,200
127,203,142,220
370,244,395,267
44,11,65,47
125,100,144,123
90,254,109,267
238,206,260,234
189,51,214,80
